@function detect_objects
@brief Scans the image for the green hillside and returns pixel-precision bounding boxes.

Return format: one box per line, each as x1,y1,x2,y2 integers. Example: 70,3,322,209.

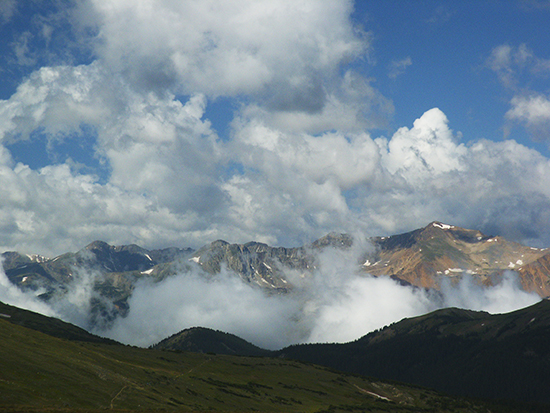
0,303,523,413
0,301,117,344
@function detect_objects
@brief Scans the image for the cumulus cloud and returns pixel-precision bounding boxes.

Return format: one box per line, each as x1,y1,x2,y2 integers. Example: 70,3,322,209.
0,62,230,254
3,68,550,256
77,0,367,109
378,108,466,179
486,43,550,142
506,94,550,141
0,2,550,259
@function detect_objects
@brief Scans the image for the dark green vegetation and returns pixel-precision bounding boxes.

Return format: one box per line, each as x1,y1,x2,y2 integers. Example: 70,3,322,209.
276,299,550,405
152,326,271,357
0,301,532,413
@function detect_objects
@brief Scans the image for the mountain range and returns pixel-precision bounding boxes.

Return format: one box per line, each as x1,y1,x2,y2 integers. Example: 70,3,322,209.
3,222,550,330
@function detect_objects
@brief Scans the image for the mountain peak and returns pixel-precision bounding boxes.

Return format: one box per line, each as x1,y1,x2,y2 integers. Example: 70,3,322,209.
429,221,455,230
310,232,353,249
85,240,112,251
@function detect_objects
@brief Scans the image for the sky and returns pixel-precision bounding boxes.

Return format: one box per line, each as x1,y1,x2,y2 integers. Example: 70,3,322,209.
1,0,550,256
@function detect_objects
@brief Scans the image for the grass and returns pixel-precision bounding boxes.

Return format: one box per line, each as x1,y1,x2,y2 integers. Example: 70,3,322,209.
0,317,509,413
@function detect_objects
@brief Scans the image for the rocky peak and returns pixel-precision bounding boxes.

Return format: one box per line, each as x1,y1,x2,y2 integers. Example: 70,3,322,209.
310,232,353,249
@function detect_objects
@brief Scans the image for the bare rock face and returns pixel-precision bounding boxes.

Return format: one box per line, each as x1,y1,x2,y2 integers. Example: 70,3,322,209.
515,254,550,296
188,234,352,291
363,222,550,296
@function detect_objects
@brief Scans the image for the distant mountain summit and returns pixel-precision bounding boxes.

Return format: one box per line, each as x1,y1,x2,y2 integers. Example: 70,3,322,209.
189,233,351,291
364,221,550,295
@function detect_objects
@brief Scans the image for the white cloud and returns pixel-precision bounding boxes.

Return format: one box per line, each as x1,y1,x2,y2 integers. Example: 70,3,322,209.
0,62,233,254
506,94,550,140
104,267,303,349
2,64,550,256
1,2,550,257
486,43,536,89
79,0,368,111
378,108,466,180
486,44,550,141
439,272,540,314
388,57,412,79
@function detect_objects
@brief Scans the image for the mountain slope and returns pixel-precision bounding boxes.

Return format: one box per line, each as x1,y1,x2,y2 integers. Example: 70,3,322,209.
0,304,511,413
364,222,550,295
0,301,116,344
276,299,550,404
190,232,352,291
2,242,194,324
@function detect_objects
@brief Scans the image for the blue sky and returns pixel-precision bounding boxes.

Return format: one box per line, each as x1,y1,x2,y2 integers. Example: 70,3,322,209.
356,1,550,153
1,0,550,256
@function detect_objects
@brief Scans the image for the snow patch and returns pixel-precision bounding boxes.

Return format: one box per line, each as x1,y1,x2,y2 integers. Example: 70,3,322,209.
516,259,523,266
433,222,454,230
363,260,371,267
141,268,154,275
444,268,463,275
144,254,152,261
508,262,516,269
189,256,200,263
26,254,47,263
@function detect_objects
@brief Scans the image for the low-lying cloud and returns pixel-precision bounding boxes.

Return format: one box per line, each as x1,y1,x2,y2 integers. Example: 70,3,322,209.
97,242,543,349
0,242,541,350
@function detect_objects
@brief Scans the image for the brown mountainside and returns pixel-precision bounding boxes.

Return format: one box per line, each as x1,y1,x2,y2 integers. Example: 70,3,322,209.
364,222,550,296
